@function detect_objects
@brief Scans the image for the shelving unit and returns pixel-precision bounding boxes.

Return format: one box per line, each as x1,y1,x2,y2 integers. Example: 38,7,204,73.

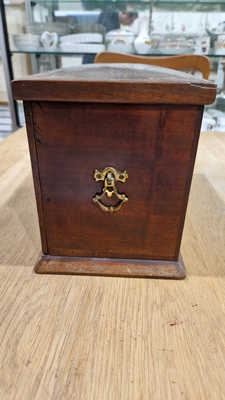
0,0,20,131
2,0,225,125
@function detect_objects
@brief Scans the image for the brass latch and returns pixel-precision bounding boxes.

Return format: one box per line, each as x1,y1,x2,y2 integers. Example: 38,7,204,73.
93,166,128,212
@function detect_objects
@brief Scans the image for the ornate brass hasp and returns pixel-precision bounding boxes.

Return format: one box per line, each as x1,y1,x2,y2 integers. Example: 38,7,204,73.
93,166,128,212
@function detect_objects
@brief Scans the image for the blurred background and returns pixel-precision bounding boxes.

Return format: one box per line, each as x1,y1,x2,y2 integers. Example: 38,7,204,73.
1,0,225,139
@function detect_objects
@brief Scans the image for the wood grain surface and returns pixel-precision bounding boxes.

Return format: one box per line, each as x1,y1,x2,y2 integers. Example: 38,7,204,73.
1,127,225,399
23,101,48,253
11,64,216,105
29,102,203,264
94,52,211,79
35,254,186,279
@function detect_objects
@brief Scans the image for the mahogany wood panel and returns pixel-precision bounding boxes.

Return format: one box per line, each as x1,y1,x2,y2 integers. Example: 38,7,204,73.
35,254,186,279
30,101,203,261
11,64,216,105
23,101,48,253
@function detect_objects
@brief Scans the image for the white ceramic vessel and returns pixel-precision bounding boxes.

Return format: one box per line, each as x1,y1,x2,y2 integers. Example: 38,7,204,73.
194,36,210,55
26,22,70,36
60,33,103,44
106,29,135,54
201,117,216,131
158,37,194,55
41,31,58,51
59,43,105,53
215,34,225,55
134,19,152,55
13,34,41,52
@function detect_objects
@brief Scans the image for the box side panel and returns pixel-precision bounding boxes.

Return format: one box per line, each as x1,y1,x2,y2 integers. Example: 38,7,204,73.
31,102,199,261
23,101,48,254
174,105,204,258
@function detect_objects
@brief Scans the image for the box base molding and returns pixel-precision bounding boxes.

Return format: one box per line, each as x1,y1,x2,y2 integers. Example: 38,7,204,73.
35,254,186,279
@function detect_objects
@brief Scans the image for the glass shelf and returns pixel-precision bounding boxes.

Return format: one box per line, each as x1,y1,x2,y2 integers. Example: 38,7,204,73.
32,0,225,3
28,0,225,11
154,1,225,11
10,49,224,57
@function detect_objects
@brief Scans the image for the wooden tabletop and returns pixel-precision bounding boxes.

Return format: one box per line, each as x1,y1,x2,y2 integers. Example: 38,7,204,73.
1,127,225,400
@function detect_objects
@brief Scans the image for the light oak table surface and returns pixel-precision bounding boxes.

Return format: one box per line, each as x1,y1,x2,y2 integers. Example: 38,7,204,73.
0,127,225,400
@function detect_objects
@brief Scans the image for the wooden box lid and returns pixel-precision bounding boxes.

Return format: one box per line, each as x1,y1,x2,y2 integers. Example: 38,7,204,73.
12,63,216,105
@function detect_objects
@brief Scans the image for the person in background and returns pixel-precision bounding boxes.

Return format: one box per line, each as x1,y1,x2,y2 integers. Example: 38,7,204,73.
83,11,138,64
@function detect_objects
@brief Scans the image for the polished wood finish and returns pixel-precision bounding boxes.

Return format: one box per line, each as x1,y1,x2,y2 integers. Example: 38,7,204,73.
23,101,48,253
12,63,216,105
35,255,186,279
11,65,216,278
1,127,225,399
30,102,203,265
94,52,211,79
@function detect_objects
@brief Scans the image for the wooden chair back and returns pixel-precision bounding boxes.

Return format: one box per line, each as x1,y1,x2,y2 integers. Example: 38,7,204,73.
94,52,210,80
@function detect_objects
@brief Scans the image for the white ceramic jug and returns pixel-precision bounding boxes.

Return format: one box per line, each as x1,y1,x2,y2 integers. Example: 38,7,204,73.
41,31,58,51
134,18,152,55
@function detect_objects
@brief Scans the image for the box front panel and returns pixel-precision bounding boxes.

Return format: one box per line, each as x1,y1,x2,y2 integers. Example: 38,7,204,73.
32,102,201,260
